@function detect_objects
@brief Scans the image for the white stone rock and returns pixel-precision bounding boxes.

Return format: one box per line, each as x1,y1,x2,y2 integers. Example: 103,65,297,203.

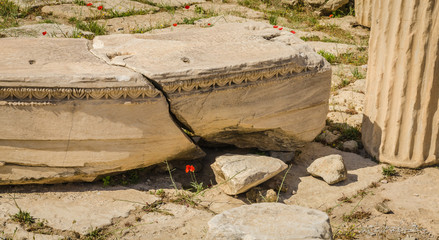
320,0,349,14
0,23,93,38
211,154,288,195
206,203,333,240
41,4,101,20
0,38,204,184
342,140,358,152
307,154,347,184
147,0,204,7
91,21,331,151
318,130,340,144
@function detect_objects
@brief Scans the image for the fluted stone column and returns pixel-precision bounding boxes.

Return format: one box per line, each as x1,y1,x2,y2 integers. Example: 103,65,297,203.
354,0,373,28
362,0,439,168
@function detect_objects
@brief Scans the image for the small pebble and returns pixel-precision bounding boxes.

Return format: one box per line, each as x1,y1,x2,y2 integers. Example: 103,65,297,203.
375,202,392,214
380,179,388,184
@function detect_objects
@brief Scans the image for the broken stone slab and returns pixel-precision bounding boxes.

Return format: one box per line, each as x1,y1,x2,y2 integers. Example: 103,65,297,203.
147,0,205,7
307,154,347,184
211,154,287,195
92,0,158,12
0,38,204,185
0,23,93,38
11,0,73,9
41,4,102,20
197,2,264,19
97,9,198,34
91,21,331,151
205,203,333,240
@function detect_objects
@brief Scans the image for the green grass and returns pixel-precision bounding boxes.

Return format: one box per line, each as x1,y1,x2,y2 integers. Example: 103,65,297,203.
73,0,86,6
0,0,20,28
106,8,154,18
75,20,106,35
318,50,368,66
268,13,278,25
85,228,106,240
318,50,336,63
382,165,397,177
351,67,365,79
11,210,35,225
313,23,354,42
130,23,170,33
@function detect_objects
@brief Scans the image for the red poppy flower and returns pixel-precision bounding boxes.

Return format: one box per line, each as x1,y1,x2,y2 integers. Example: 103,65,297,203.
273,25,278,28
207,23,211,26
329,14,334,18
173,23,177,26
42,31,47,35
184,5,190,9
86,3,92,6
291,30,296,34
185,165,195,173
278,27,283,30
97,5,103,10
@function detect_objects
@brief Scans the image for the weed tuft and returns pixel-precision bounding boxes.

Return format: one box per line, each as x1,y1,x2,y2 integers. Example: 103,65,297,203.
11,210,35,225
75,20,106,35
382,165,397,177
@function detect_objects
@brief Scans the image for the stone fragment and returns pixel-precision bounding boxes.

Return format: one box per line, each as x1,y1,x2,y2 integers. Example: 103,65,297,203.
92,0,158,12
264,189,277,202
11,0,72,9
211,154,287,195
355,0,374,28
197,2,264,19
362,0,439,168
342,140,358,152
97,9,198,33
146,0,204,7
304,0,326,7
319,0,349,14
375,202,392,214
91,21,331,151
41,4,101,20
317,130,340,144
0,23,93,38
0,38,204,185
206,203,333,240
307,154,347,184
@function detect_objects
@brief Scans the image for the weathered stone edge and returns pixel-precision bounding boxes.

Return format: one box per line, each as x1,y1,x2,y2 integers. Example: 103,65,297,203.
160,62,326,94
0,86,161,101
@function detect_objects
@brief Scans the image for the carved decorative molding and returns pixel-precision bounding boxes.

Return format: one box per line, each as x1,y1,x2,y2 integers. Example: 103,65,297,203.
0,86,161,101
161,63,322,94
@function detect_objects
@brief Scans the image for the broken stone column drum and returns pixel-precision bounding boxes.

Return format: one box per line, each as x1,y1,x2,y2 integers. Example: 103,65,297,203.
355,0,373,28
362,0,439,168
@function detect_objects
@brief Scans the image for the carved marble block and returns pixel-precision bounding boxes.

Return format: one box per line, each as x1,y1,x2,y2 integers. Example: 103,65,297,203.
91,21,332,151
362,0,439,168
0,38,204,184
